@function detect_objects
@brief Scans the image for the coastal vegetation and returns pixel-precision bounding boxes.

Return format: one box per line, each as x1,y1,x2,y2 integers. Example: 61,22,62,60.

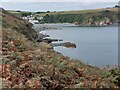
42,8,119,26
34,7,118,17
8,7,119,26
1,8,120,89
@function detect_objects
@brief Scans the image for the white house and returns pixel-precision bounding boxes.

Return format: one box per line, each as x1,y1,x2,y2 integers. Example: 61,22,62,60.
29,20,39,24
37,17,43,20
21,15,39,24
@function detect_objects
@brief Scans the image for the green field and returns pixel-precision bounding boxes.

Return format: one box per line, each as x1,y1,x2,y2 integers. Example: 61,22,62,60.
34,8,118,17
8,7,118,17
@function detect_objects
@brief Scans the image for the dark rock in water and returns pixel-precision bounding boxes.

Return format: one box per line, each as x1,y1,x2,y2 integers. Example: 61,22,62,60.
56,52,62,54
52,42,76,48
42,39,63,43
61,42,76,48
59,39,63,41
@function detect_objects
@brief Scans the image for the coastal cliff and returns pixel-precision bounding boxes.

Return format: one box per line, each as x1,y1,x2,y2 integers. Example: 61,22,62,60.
1,8,120,89
42,8,119,26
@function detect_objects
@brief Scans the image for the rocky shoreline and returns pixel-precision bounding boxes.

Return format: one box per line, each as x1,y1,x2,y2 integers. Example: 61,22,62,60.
74,21,119,27
33,24,77,48
33,22,119,29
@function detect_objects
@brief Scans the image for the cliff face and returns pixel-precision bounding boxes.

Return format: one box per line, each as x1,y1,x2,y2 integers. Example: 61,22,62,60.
74,11,119,26
1,9,120,89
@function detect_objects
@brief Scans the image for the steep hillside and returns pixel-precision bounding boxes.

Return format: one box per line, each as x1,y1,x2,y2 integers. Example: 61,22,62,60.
34,8,118,17
2,8,37,41
42,8,119,26
1,8,120,89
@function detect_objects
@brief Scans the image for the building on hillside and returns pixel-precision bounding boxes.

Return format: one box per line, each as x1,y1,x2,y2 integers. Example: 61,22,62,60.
21,15,39,24
29,20,39,24
37,17,43,20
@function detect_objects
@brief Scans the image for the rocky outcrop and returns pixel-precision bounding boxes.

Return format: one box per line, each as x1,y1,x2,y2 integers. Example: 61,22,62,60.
60,42,76,48
74,17,116,26
51,42,76,48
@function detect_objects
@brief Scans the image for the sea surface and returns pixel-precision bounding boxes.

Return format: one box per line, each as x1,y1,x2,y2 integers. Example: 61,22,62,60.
35,24,118,67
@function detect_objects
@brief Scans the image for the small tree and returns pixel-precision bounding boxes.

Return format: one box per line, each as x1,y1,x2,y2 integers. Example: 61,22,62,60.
115,5,120,8
46,11,50,13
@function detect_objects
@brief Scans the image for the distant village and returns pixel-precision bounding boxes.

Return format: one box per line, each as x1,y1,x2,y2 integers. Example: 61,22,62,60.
21,15,44,24
20,5,120,25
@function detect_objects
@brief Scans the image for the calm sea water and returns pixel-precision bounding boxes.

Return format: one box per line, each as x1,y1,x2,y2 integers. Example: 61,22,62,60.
40,25,118,67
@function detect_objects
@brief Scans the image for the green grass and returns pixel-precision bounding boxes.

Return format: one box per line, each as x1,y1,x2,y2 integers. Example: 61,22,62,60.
34,8,118,17
7,8,118,17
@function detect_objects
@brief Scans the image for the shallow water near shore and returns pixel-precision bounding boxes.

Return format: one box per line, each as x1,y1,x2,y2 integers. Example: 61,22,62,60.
36,24,118,67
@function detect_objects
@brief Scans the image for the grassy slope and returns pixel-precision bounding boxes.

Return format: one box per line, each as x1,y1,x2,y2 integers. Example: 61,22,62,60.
2,8,37,41
8,8,118,17
34,8,118,17
1,8,120,89
35,8,118,24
